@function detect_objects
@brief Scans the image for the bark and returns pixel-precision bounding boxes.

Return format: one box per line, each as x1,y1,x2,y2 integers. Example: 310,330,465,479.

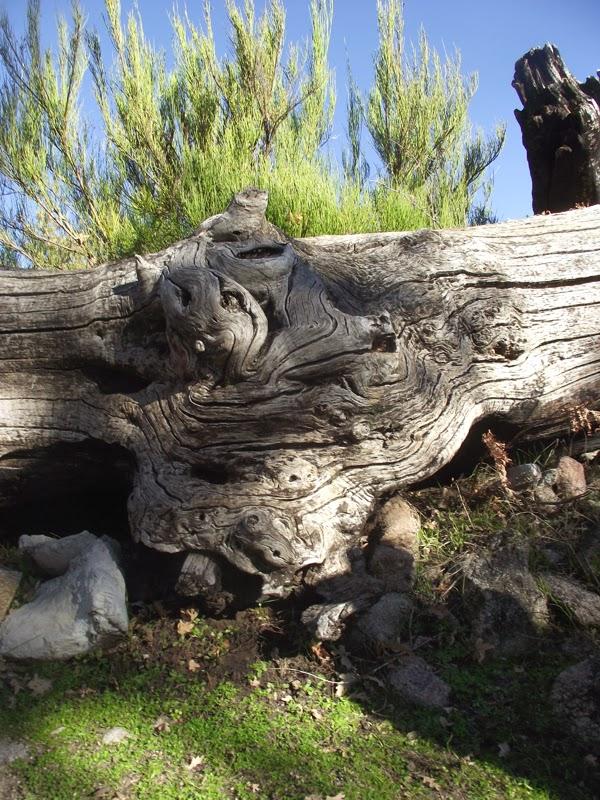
1,189,600,600
513,44,600,214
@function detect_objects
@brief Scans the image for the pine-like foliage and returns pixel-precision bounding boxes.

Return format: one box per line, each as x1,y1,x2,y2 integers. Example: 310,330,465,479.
0,0,504,268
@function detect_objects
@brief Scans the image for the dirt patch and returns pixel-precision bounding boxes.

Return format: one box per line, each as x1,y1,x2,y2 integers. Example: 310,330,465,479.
0,767,23,800
107,605,286,689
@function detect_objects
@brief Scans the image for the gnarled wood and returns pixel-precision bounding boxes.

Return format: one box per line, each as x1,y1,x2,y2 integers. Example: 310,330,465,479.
514,44,600,214
1,189,600,600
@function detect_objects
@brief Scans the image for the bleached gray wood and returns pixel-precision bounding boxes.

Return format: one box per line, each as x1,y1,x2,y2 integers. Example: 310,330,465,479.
1,190,599,598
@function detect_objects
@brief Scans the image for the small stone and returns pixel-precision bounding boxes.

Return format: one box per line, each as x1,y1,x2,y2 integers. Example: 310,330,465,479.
367,497,420,591
0,738,29,765
533,484,560,507
354,593,414,649
555,456,586,499
0,568,21,622
101,727,132,745
541,573,600,628
459,531,549,656
507,463,543,491
387,656,450,708
542,468,558,487
552,657,600,754
302,599,369,642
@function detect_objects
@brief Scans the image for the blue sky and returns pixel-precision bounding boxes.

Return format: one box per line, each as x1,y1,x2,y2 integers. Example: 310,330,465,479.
4,0,600,222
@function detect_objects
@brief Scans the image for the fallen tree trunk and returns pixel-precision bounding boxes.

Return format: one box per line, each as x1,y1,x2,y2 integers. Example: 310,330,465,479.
1,190,599,600
514,44,600,214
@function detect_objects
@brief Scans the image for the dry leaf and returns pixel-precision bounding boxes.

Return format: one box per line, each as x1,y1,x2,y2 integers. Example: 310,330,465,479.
310,708,324,721
421,775,441,792
27,675,53,696
248,784,261,794
187,658,201,673
185,755,205,772
310,642,331,664
153,715,172,734
177,619,195,636
181,607,199,622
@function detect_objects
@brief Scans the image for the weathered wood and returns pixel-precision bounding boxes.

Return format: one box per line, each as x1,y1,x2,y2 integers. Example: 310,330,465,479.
1,189,600,600
514,44,600,214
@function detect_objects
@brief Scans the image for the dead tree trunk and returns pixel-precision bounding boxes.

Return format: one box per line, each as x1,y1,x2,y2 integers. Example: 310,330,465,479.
1,189,599,600
514,43,600,214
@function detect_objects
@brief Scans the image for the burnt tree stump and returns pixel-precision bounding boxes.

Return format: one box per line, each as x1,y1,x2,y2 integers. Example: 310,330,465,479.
1,189,599,603
514,43,600,214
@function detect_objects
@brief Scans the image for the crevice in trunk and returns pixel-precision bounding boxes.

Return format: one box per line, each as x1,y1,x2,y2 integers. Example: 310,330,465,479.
0,439,136,542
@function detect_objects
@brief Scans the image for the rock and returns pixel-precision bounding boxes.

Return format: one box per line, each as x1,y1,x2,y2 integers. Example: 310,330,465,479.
0,739,29,765
175,552,222,597
0,568,21,622
552,657,600,754
506,463,543,491
367,497,420,592
387,656,451,708
555,456,586,499
459,531,549,656
578,528,600,581
101,727,133,745
542,468,558,487
580,449,599,465
541,573,600,628
302,598,370,641
353,593,414,649
0,536,128,660
19,531,97,577
533,484,560,507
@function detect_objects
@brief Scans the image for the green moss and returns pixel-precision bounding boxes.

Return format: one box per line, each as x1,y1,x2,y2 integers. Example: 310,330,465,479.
0,641,592,800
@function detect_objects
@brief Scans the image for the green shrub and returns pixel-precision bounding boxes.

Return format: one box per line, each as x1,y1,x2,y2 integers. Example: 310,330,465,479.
0,0,504,268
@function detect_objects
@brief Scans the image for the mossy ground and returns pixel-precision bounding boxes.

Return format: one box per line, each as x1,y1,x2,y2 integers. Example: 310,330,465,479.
1,453,599,800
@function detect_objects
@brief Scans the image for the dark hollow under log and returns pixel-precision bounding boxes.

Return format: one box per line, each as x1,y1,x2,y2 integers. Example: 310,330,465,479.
1,189,599,602
513,43,600,214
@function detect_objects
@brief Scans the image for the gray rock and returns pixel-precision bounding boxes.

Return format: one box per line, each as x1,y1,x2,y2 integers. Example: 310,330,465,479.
552,657,600,754
541,573,600,628
19,531,97,577
578,529,600,581
459,531,549,656
354,593,414,649
302,599,369,641
542,468,559,487
387,656,451,708
0,568,21,622
533,484,560,507
367,497,420,592
0,536,128,660
0,739,29,765
555,456,586,499
506,463,543,491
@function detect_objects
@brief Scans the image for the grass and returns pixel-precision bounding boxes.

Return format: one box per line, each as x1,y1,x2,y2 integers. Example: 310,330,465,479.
0,644,589,800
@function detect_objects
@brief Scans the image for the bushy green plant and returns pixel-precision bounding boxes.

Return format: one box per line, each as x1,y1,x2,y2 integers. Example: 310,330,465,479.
0,0,504,268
